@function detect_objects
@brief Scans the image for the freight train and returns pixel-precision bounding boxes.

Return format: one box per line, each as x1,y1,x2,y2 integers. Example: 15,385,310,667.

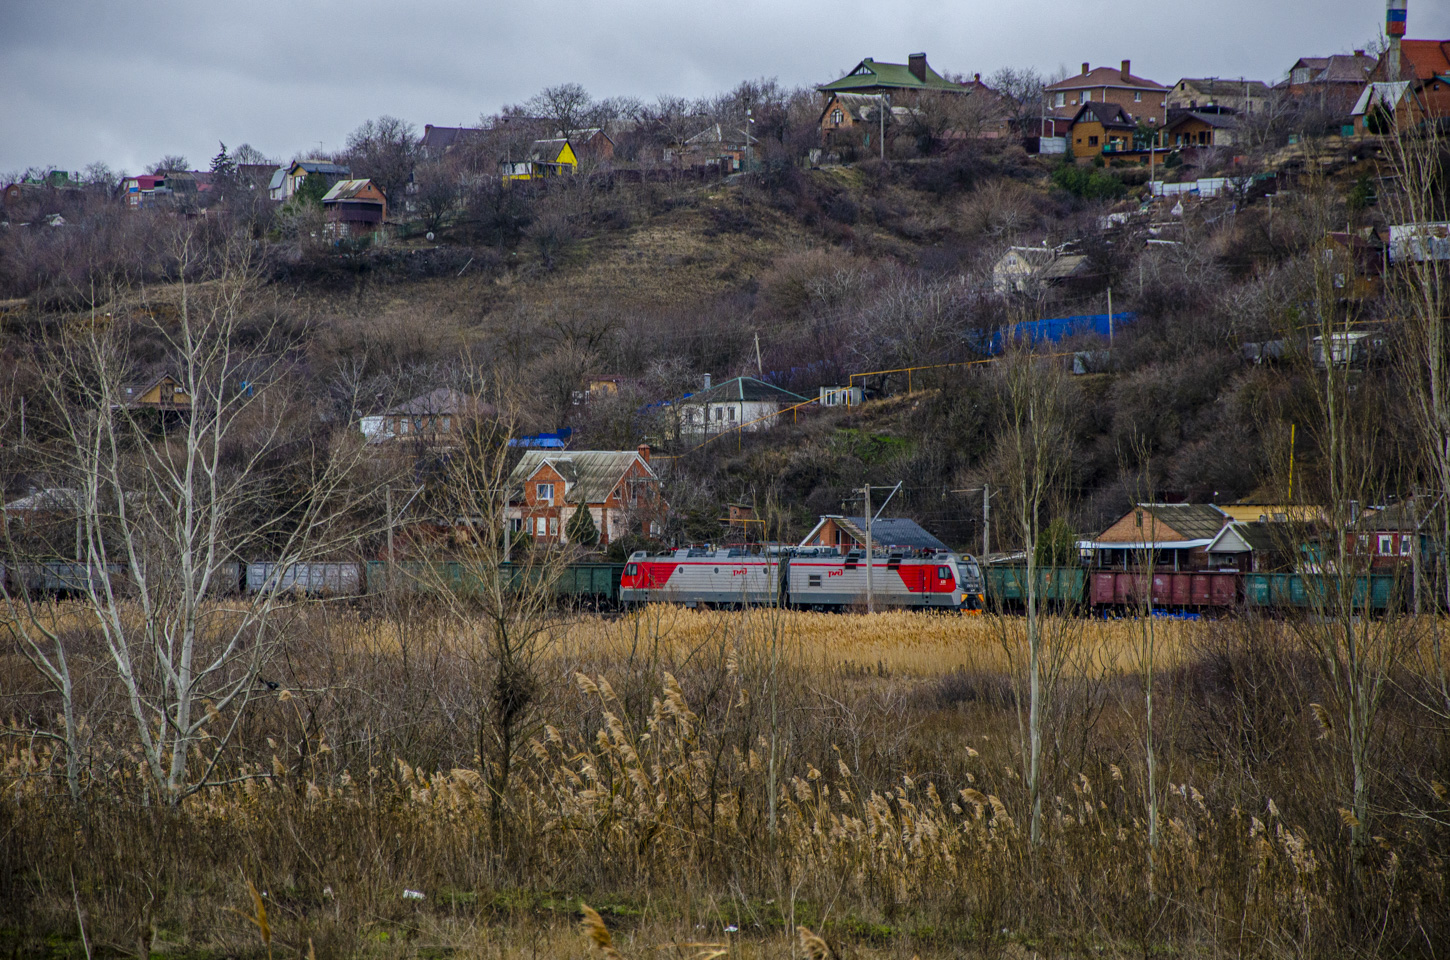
1,557,1407,614
984,565,1406,614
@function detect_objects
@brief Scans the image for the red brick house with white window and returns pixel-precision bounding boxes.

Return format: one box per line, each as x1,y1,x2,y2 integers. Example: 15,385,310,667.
505,445,665,547
1045,60,1169,126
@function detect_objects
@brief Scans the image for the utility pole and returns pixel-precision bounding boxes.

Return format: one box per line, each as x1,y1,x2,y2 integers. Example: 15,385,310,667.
1411,491,1423,616
983,482,991,560
385,486,395,589
879,94,886,162
1107,285,1114,345
864,484,874,613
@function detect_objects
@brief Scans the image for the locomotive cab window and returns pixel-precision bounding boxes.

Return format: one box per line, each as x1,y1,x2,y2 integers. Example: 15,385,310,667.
937,566,953,582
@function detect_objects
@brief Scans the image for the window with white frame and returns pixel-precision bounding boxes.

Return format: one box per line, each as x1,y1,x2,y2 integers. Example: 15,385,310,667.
537,483,553,503
1401,536,1412,556
1134,91,1142,101
1054,92,1066,107
548,517,559,536
535,517,547,536
1379,534,1393,554
1082,90,1091,102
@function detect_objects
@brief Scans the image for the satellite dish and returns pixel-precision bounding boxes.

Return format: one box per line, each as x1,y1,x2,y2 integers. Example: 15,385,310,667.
426,231,435,241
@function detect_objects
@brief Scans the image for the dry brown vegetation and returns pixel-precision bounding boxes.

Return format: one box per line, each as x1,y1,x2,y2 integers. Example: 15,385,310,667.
3,604,1447,958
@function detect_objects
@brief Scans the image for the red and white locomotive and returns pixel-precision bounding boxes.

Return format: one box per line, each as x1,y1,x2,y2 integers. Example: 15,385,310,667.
619,545,984,612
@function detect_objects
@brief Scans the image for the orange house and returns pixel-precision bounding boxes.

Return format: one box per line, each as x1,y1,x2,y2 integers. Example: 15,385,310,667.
505,446,665,547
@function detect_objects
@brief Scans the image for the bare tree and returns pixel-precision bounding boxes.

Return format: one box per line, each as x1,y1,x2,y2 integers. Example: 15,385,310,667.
2,232,389,804
992,344,1078,843
987,66,1046,133
1384,127,1450,715
422,387,572,853
342,116,420,208
522,83,598,135
1281,176,1405,872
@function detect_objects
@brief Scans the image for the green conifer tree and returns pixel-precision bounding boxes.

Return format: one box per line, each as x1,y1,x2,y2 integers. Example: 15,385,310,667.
565,504,600,547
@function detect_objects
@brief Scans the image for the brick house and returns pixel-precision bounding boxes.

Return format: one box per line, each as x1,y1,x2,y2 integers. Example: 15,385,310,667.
1045,61,1169,126
1352,500,1434,570
505,446,664,547
1285,52,1377,116
1352,39,1450,135
1082,503,1229,571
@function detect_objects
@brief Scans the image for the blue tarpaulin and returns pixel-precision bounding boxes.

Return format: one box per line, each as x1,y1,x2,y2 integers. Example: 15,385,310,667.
975,312,1137,356
510,427,573,449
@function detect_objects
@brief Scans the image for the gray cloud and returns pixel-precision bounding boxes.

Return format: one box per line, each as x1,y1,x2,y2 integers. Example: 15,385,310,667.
4,0,1446,174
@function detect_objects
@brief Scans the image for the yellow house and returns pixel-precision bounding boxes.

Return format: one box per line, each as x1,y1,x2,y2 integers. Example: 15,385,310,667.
121,374,191,411
500,139,578,181
1069,101,1137,159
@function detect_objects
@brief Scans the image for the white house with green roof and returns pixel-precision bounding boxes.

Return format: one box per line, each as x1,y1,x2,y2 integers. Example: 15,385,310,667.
674,375,808,436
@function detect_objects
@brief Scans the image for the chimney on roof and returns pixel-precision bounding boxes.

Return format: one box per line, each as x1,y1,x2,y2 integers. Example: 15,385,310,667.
1082,62,1091,76
1354,49,1365,57
637,443,651,464
703,373,712,391
1121,59,1132,80
908,53,927,82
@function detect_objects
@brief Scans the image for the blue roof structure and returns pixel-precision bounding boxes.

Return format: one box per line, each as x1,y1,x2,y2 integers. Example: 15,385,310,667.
974,312,1138,356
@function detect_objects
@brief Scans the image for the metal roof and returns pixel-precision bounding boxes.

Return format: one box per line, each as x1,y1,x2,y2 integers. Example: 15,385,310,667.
321,179,383,203
683,376,807,405
509,449,656,505
3,487,81,513
820,56,966,94
802,515,949,552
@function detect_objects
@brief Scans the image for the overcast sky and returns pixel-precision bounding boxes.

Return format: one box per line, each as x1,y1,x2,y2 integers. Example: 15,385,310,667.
4,0,1447,176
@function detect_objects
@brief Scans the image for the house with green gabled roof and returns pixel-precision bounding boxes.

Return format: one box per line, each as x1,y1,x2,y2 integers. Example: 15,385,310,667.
818,53,967,96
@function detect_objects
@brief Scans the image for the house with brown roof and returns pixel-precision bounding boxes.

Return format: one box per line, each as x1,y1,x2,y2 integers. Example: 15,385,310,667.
1082,503,1229,571
1352,39,1450,135
1168,77,1271,115
1045,60,1169,125
505,446,664,547
420,124,482,158
1285,51,1377,115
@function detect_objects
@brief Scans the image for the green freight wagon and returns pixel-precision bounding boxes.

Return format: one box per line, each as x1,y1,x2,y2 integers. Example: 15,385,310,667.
1241,571,1401,613
366,560,623,604
985,565,1087,608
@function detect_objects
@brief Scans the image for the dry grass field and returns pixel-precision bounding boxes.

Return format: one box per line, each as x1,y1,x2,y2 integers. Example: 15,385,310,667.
3,599,1446,959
